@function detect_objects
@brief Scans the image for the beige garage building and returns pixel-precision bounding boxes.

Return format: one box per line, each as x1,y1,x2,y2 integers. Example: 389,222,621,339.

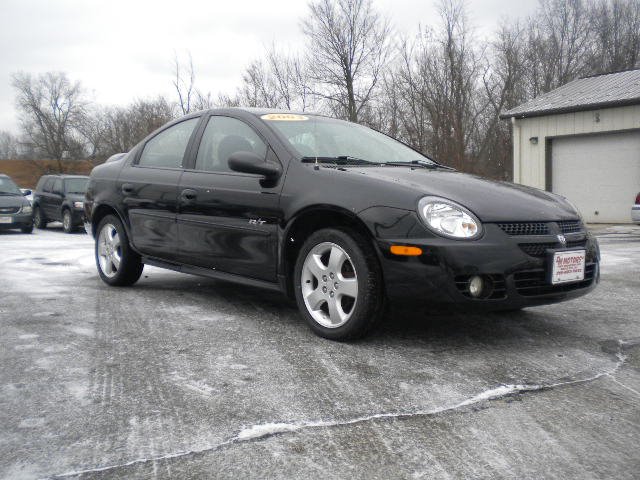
501,69,640,223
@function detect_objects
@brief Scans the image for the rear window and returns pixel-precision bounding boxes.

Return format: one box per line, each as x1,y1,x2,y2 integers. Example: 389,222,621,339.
65,178,88,194
36,176,49,191
42,178,55,193
52,178,63,194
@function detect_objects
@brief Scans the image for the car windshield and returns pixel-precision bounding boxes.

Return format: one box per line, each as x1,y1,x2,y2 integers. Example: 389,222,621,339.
65,178,88,194
261,114,437,165
0,177,22,195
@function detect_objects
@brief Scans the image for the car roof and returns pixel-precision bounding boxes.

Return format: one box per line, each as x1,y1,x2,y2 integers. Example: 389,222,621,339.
43,174,89,179
199,107,328,119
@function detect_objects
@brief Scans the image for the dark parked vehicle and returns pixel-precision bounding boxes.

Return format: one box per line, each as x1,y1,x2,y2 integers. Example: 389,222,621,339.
33,175,89,233
0,174,33,233
85,109,599,340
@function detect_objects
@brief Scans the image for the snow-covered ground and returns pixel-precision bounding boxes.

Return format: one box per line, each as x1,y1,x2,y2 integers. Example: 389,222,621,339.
1,227,639,479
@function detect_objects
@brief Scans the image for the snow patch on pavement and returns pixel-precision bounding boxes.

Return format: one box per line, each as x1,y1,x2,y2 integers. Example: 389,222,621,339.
50,340,630,479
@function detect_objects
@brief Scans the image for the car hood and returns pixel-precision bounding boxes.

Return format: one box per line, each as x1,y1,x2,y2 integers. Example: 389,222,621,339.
349,167,579,222
0,194,28,209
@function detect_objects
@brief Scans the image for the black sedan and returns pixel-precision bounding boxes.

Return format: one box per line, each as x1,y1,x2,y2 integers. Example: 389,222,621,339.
0,174,33,233
84,109,599,340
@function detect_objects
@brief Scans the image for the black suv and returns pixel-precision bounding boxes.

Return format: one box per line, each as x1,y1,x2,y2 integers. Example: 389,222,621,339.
0,174,33,233
33,175,89,233
85,109,599,340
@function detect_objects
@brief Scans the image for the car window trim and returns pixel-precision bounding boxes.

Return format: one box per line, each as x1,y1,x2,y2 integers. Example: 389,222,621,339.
183,114,272,173
132,116,203,170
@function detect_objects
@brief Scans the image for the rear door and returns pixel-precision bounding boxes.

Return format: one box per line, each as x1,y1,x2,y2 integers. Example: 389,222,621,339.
48,177,64,221
118,117,200,260
177,115,283,281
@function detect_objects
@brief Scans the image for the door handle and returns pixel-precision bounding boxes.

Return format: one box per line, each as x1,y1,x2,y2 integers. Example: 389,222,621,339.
121,183,134,195
181,189,197,201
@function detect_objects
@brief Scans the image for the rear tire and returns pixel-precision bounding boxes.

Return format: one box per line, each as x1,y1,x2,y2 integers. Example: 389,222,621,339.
294,227,384,340
95,214,143,286
33,206,46,229
62,209,74,233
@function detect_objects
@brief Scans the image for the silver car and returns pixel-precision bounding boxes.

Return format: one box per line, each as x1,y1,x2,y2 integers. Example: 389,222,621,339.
633,191,640,224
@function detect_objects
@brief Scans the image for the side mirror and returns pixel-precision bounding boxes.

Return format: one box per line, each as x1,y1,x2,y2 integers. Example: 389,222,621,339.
228,151,281,180
21,189,32,196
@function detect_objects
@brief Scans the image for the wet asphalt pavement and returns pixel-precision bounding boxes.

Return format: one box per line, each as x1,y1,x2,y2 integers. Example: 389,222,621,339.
0,226,639,479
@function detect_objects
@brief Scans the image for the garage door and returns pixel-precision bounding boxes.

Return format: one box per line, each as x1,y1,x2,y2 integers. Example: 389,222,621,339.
552,131,640,223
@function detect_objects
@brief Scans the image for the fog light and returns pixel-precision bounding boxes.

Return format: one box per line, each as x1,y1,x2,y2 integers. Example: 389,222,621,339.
469,275,484,298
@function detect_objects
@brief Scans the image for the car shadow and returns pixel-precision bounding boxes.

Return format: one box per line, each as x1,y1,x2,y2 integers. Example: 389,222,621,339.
131,270,563,347
40,223,86,234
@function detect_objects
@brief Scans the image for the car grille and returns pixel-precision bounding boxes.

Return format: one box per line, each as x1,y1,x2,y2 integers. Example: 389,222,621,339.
0,206,20,214
498,220,584,236
513,263,596,296
519,240,587,258
454,274,507,300
558,220,583,234
498,222,549,236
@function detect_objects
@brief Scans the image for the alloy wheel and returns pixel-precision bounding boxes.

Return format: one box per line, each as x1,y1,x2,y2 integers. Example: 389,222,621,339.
63,211,71,232
97,223,122,278
301,242,358,328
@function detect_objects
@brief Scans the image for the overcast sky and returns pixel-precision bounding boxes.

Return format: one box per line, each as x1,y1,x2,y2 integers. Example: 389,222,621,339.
0,0,539,134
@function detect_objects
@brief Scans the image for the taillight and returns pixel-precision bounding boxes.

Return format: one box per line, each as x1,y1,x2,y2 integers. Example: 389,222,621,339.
636,192,640,205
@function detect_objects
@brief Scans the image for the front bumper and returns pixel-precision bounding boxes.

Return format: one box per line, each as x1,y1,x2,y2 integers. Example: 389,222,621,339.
377,223,599,310
70,208,85,225
0,213,33,229
632,205,640,224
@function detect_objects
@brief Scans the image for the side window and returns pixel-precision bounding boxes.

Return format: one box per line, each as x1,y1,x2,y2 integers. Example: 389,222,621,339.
138,118,199,168
195,116,268,172
52,178,63,194
36,177,47,192
42,178,53,193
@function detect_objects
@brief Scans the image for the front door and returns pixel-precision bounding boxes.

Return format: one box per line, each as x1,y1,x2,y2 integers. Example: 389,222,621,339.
177,115,283,282
118,117,200,260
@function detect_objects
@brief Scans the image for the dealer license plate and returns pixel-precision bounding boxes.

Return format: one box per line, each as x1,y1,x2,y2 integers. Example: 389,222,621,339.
551,250,586,284
0,216,12,224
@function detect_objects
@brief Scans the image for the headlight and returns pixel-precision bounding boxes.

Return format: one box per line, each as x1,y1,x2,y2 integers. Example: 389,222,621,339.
74,201,84,209
418,196,482,239
21,205,32,214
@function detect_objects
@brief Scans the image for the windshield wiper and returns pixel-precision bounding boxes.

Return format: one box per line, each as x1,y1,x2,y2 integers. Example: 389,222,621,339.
301,156,383,166
0,192,19,196
383,160,455,170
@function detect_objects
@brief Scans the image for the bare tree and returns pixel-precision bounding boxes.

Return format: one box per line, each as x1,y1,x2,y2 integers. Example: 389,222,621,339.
172,52,216,115
302,0,391,122
238,59,281,108
99,96,174,157
11,71,87,171
525,0,592,96
588,0,640,73
0,131,18,159
237,47,312,111
173,52,196,115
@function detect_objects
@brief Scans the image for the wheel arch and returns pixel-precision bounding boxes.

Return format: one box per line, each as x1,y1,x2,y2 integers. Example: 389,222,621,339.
280,205,379,298
91,203,129,239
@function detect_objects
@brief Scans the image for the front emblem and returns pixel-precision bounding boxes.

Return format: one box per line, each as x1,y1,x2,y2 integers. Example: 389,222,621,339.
557,234,567,247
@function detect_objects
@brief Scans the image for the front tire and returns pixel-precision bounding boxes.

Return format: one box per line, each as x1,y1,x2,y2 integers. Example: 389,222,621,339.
33,206,46,229
20,224,33,234
95,214,144,286
294,227,384,340
62,209,74,233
